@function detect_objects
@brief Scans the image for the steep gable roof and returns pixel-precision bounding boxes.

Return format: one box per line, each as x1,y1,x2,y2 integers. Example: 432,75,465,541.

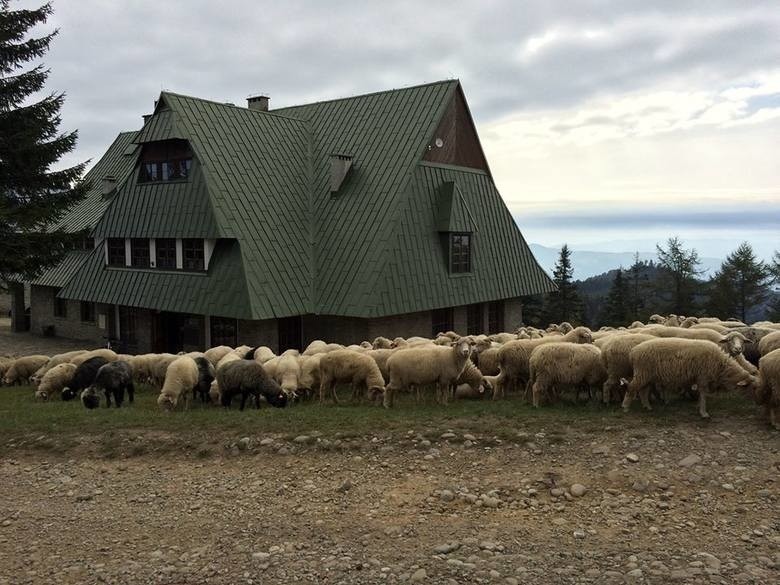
273,79,459,316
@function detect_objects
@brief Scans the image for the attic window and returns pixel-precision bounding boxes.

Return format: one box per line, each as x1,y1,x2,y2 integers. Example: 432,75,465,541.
449,233,471,273
138,139,193,183
330,153,353,193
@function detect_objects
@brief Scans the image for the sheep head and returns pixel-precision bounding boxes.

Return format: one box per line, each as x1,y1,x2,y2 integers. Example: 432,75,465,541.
473,338,493,354
648,314,665,324
568,327,593,344
558,322,574,334
81,388,101,409
453,338,473,358
157,393,177,411
721,332,748,356
35,389,49,402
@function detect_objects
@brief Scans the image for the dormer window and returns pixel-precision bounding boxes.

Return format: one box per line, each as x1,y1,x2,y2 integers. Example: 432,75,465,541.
449,233,471,273
138,139,193,183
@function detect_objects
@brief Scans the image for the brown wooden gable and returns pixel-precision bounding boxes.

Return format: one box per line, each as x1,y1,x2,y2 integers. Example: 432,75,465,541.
423,85,490,172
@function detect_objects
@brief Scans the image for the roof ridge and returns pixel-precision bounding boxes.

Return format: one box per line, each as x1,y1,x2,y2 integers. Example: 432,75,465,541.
272,79,459,113
159,91,305,123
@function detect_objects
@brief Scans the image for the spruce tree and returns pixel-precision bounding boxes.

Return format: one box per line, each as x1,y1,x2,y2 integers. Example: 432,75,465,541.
655,237,702,315
543,244,582,324
602,268,629,326
706,242,771,322
627,252,647,321
0,1,88,285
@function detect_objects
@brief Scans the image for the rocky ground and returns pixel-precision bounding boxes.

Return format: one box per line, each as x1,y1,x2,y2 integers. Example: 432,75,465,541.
1,418,778,585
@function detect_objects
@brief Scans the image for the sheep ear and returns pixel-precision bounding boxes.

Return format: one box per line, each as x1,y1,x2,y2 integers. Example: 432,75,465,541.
737,380,749,387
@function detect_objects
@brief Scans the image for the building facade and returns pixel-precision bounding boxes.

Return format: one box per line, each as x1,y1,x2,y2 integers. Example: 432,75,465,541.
12,80,554,353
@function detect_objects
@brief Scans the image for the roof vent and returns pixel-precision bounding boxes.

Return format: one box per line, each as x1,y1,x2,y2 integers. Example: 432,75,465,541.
101,175,117,199
329,153,353,193
247,94,269,111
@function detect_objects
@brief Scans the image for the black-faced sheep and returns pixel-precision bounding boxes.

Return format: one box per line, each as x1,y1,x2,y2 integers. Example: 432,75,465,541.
622,338,759,419
35,362,77,402
528,343,606,407
495,327,593,399
193,356,216,403
757,349,780,429
61,357,110,400
3,355,49,386
217,360,287,410
318,350,385,404
384,338,474,407
157,356,199,411
81,361,135,409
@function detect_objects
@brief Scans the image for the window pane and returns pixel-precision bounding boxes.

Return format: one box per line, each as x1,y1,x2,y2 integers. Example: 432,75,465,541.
80,301,95,323
140,162,159,182
432,307,454,337
488,301,504,333
130,238,150,268
155,238,177,269
450,233,471,273
211,316,237,347
182,239,204,271
467,303,483,335
107,238,126,266
54,296,67,318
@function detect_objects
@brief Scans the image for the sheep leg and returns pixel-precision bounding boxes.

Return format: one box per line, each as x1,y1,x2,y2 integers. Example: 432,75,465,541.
531,380,543,408
115,387,124,408
383,385,394,408
438,383,448,406
622,379,643,412
239,391,248,411
331,382,341,405
639,387,652,411
127,382,135,404
318,377,328,405
698,387,710,419
104,389,111,408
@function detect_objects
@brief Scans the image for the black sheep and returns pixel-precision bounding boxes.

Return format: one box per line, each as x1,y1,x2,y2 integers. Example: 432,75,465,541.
193,356,215,404
217,360,288,411
81,361,134,409
61,357,109,401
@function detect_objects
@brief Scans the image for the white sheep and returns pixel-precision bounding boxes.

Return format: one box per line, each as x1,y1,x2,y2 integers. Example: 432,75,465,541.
622,338,758,418
759,330,780,357
203,345,233,366
3,355,49,386
157,356,199,411
274,349,302,398
35,362,77,401
528,343,606,407
371,336,393,350
253,346,276,363
598,333,655,404
30,350,87,385
70,348,117,367
757,349,780,429
384,338,474,407
298,353,323,396
318,349,385,404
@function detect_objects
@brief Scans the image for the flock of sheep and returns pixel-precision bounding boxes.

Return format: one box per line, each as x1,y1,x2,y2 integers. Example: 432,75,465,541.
1,314,779,429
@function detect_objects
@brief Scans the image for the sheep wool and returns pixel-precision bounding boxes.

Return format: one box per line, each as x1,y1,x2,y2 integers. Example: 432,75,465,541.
318,350,385,404
61,357,110,400
757,349,780,429
623,338,758,419
3,355,49,386
70,348,117,367
216,360,287,410
86,361,135,408
759,330,780,357
528,343,606,407
157,356,199,411
203,345,233,367
599,333,655,404
35,362,77,401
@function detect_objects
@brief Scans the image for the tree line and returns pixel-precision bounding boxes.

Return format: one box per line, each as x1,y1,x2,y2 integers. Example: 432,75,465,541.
525,238,780,328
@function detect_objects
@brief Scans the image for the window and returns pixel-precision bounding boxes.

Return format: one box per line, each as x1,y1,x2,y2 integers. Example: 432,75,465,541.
53,296,67,318
211,316,237,347
431,307,454,338
278,316,302,352
488,300,504,334
130,238,150,268
138,140,193,183
155,238,177,269
449,233,471,273
107,238,126,266
80,301,95,323
182,239,204,271
466,303,483,335
181,315,204,352
119,307,138,344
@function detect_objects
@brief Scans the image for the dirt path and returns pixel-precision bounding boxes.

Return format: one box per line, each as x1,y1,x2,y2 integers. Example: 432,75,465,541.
1,418,778,584
0,318,97,358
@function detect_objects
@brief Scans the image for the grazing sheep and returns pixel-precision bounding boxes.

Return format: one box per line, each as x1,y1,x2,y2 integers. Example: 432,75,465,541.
488,332,516,344
82,361,135,409
622,338,759,418
366,349,394,381
30,350,87,385
319,350,385,404
70,348,117,367
274,350,302,398
148,354,178,388
303,340,328,355
757,349,780,429
193,356,216,403
61,357,110,401
495,327,593,399
384,338,474,407
759,330,780,357
231,345,253,357
598,333,656,404
529,343,606,407
217,360,288,410
0,356,15,382
35,363,77,401
3,355,49,386
203,345,233,366
298,354,323,397
450,360,489,400
253,346,276,364
157,356,199,411
372,336,393,350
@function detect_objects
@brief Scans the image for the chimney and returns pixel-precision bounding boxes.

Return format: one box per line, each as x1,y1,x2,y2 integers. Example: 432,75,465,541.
247,94,269,111
329,153,353,193
101,175,117,199
142,113,152,124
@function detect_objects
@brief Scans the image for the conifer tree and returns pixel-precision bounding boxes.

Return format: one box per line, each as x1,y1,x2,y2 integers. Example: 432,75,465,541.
0,1,88,285
707,242,771,322
602,268,629,326
655,237,702,315
543,244,582,324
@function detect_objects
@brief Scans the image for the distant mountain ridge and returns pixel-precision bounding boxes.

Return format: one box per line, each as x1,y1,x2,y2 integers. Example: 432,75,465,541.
529,244,723,281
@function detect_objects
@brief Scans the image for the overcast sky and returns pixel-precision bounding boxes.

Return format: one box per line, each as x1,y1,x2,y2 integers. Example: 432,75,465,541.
20,0,780,258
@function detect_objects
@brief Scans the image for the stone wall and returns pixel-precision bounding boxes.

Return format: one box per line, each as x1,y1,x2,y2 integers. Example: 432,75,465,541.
237,318,278,350
29,285,111,346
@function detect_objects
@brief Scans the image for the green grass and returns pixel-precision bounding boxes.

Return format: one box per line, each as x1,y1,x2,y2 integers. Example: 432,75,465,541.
0,385,761,456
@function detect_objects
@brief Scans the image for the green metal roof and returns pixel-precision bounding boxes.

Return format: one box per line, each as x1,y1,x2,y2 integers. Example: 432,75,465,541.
436,181,477,233
54,80,554,319
59,240,254,319
30,251,90,288
48,131,138,233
